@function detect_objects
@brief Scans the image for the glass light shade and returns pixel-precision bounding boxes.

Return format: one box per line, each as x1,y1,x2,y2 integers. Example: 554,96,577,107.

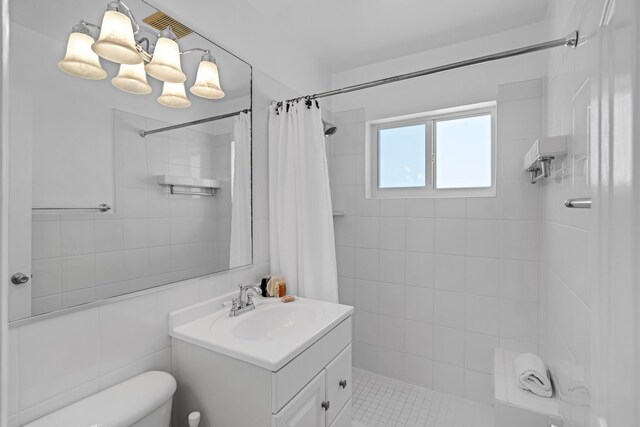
92,10,141,65
58,32,107,80
112,63,152,94
158,82,191,108
145,37,186,83
190,60,225,99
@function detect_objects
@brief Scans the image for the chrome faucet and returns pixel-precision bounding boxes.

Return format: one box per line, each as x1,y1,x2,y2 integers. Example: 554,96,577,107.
229,284,262,317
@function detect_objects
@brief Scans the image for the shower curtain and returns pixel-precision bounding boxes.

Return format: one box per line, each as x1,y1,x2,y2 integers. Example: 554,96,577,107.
268,100,339,302
229,111,252,268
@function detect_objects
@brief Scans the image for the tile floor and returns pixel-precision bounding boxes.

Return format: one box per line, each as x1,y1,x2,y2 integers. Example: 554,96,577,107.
352,368,493,427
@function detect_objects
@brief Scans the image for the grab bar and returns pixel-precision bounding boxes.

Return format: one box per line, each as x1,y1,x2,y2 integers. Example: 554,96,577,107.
564,198,591,209
32,204,111,212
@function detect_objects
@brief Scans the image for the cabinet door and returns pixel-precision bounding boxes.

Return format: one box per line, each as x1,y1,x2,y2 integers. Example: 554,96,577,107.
325,345,352,425
274,371,326,427
328,399,352,427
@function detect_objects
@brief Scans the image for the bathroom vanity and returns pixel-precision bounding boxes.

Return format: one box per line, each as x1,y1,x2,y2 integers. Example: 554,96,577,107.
169,293,354,427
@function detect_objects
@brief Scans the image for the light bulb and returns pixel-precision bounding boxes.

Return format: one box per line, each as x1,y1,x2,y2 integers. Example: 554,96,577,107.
190,54,225,99
145,28,186,83
58,25,107,80
92,4,141,65
158,82,191,108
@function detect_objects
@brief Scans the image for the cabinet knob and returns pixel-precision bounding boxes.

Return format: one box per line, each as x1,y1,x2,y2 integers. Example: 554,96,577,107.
321,400,330,411
11,273,29,285
339,379,347,389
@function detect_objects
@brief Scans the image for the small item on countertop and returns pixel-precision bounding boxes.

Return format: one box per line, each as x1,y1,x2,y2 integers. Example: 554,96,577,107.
266,277,274,296
281,295,295,303
267,275,284,297
278,281,286,297
260,277,269,297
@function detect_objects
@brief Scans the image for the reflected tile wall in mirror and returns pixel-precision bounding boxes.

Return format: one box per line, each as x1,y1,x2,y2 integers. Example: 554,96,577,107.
9,0,252,318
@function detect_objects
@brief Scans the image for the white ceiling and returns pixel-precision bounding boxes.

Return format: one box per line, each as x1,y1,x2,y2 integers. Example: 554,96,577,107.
244,0,552,71
11,0,553,94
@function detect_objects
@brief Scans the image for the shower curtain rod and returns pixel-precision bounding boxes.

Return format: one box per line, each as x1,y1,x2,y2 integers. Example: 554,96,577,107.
139,109,251,137
280,31,579,104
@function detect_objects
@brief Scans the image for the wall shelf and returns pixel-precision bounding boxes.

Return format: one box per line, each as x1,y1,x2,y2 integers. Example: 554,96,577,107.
523,136,567,183
158,175,220,196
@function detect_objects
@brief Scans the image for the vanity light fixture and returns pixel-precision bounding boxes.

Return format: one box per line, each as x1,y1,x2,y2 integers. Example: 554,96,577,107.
91,2,141,64
145,28,186,83
158,82,191,108
58,0,225,107
190,53,225,99
57,24,107,80
112,62,152,94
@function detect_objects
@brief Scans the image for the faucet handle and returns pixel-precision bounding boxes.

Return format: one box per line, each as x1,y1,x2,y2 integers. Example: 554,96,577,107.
231,297,239,310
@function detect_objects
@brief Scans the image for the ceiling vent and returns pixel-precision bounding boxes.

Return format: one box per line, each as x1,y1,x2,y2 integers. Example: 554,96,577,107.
143,12,193,39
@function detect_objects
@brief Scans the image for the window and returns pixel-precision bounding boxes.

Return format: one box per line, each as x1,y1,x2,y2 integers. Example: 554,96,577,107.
378,124,426,189
366,102,496,199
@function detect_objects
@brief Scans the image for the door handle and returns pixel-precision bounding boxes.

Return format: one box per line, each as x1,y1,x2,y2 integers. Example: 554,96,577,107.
321,401,330,411
11,273,29,285
339,379,347,389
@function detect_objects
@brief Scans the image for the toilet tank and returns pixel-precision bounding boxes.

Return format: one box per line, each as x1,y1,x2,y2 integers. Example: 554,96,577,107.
23,371,177,427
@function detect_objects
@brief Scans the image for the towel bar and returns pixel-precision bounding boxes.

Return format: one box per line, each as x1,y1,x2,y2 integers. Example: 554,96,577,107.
564,198,591,209
32,204,111,212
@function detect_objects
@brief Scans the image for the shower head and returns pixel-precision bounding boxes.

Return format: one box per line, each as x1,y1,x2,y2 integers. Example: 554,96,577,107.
322,120,338,136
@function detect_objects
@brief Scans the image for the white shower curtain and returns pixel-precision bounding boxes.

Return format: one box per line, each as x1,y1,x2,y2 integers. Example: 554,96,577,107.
268,101,339,302
229,111,252,268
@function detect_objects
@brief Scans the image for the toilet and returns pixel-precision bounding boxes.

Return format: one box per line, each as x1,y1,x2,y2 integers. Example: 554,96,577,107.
23,371,177,427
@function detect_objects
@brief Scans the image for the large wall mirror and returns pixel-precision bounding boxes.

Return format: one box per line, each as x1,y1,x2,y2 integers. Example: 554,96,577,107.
8,0,253,320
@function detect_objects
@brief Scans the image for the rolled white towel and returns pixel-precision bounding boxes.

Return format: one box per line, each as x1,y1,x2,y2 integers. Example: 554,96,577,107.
553,360,590,406
514,353,552,398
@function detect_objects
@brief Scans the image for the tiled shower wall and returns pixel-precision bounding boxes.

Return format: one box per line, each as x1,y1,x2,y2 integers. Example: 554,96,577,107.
329,79,544,404
540,0,598,426
30,110,236,316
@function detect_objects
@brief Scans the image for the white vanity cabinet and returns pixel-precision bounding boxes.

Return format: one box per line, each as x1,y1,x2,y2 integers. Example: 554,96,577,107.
275,345,352,427
170,298,353,427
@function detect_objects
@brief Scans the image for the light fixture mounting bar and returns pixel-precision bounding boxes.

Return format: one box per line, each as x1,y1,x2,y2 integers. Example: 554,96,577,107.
279,30,580,103
180,48,209,56
80,20,101,30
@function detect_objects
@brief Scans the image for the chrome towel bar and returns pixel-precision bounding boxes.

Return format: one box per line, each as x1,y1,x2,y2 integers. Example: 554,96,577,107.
564,198,591,209
32,204,111,212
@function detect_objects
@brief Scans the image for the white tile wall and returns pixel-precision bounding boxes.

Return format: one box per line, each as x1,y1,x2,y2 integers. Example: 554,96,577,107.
29,111,238,315
539,1,597,426
8,267,267,426
330,80,543,404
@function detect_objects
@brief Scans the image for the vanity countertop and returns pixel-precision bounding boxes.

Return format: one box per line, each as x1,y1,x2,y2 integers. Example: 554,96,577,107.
169,293,353,371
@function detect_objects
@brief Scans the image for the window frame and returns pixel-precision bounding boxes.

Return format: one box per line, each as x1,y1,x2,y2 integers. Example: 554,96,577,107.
366,101,497,199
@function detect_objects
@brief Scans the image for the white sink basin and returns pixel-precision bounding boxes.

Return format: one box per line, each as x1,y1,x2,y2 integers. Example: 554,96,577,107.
169,295,353,371
225,302,323,341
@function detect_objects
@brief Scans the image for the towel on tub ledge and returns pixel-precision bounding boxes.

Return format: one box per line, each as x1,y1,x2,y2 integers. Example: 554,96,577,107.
514,353,553,398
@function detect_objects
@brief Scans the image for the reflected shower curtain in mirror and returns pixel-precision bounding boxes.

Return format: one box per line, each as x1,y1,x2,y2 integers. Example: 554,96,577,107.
268,102,339,302
229,111,253,268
